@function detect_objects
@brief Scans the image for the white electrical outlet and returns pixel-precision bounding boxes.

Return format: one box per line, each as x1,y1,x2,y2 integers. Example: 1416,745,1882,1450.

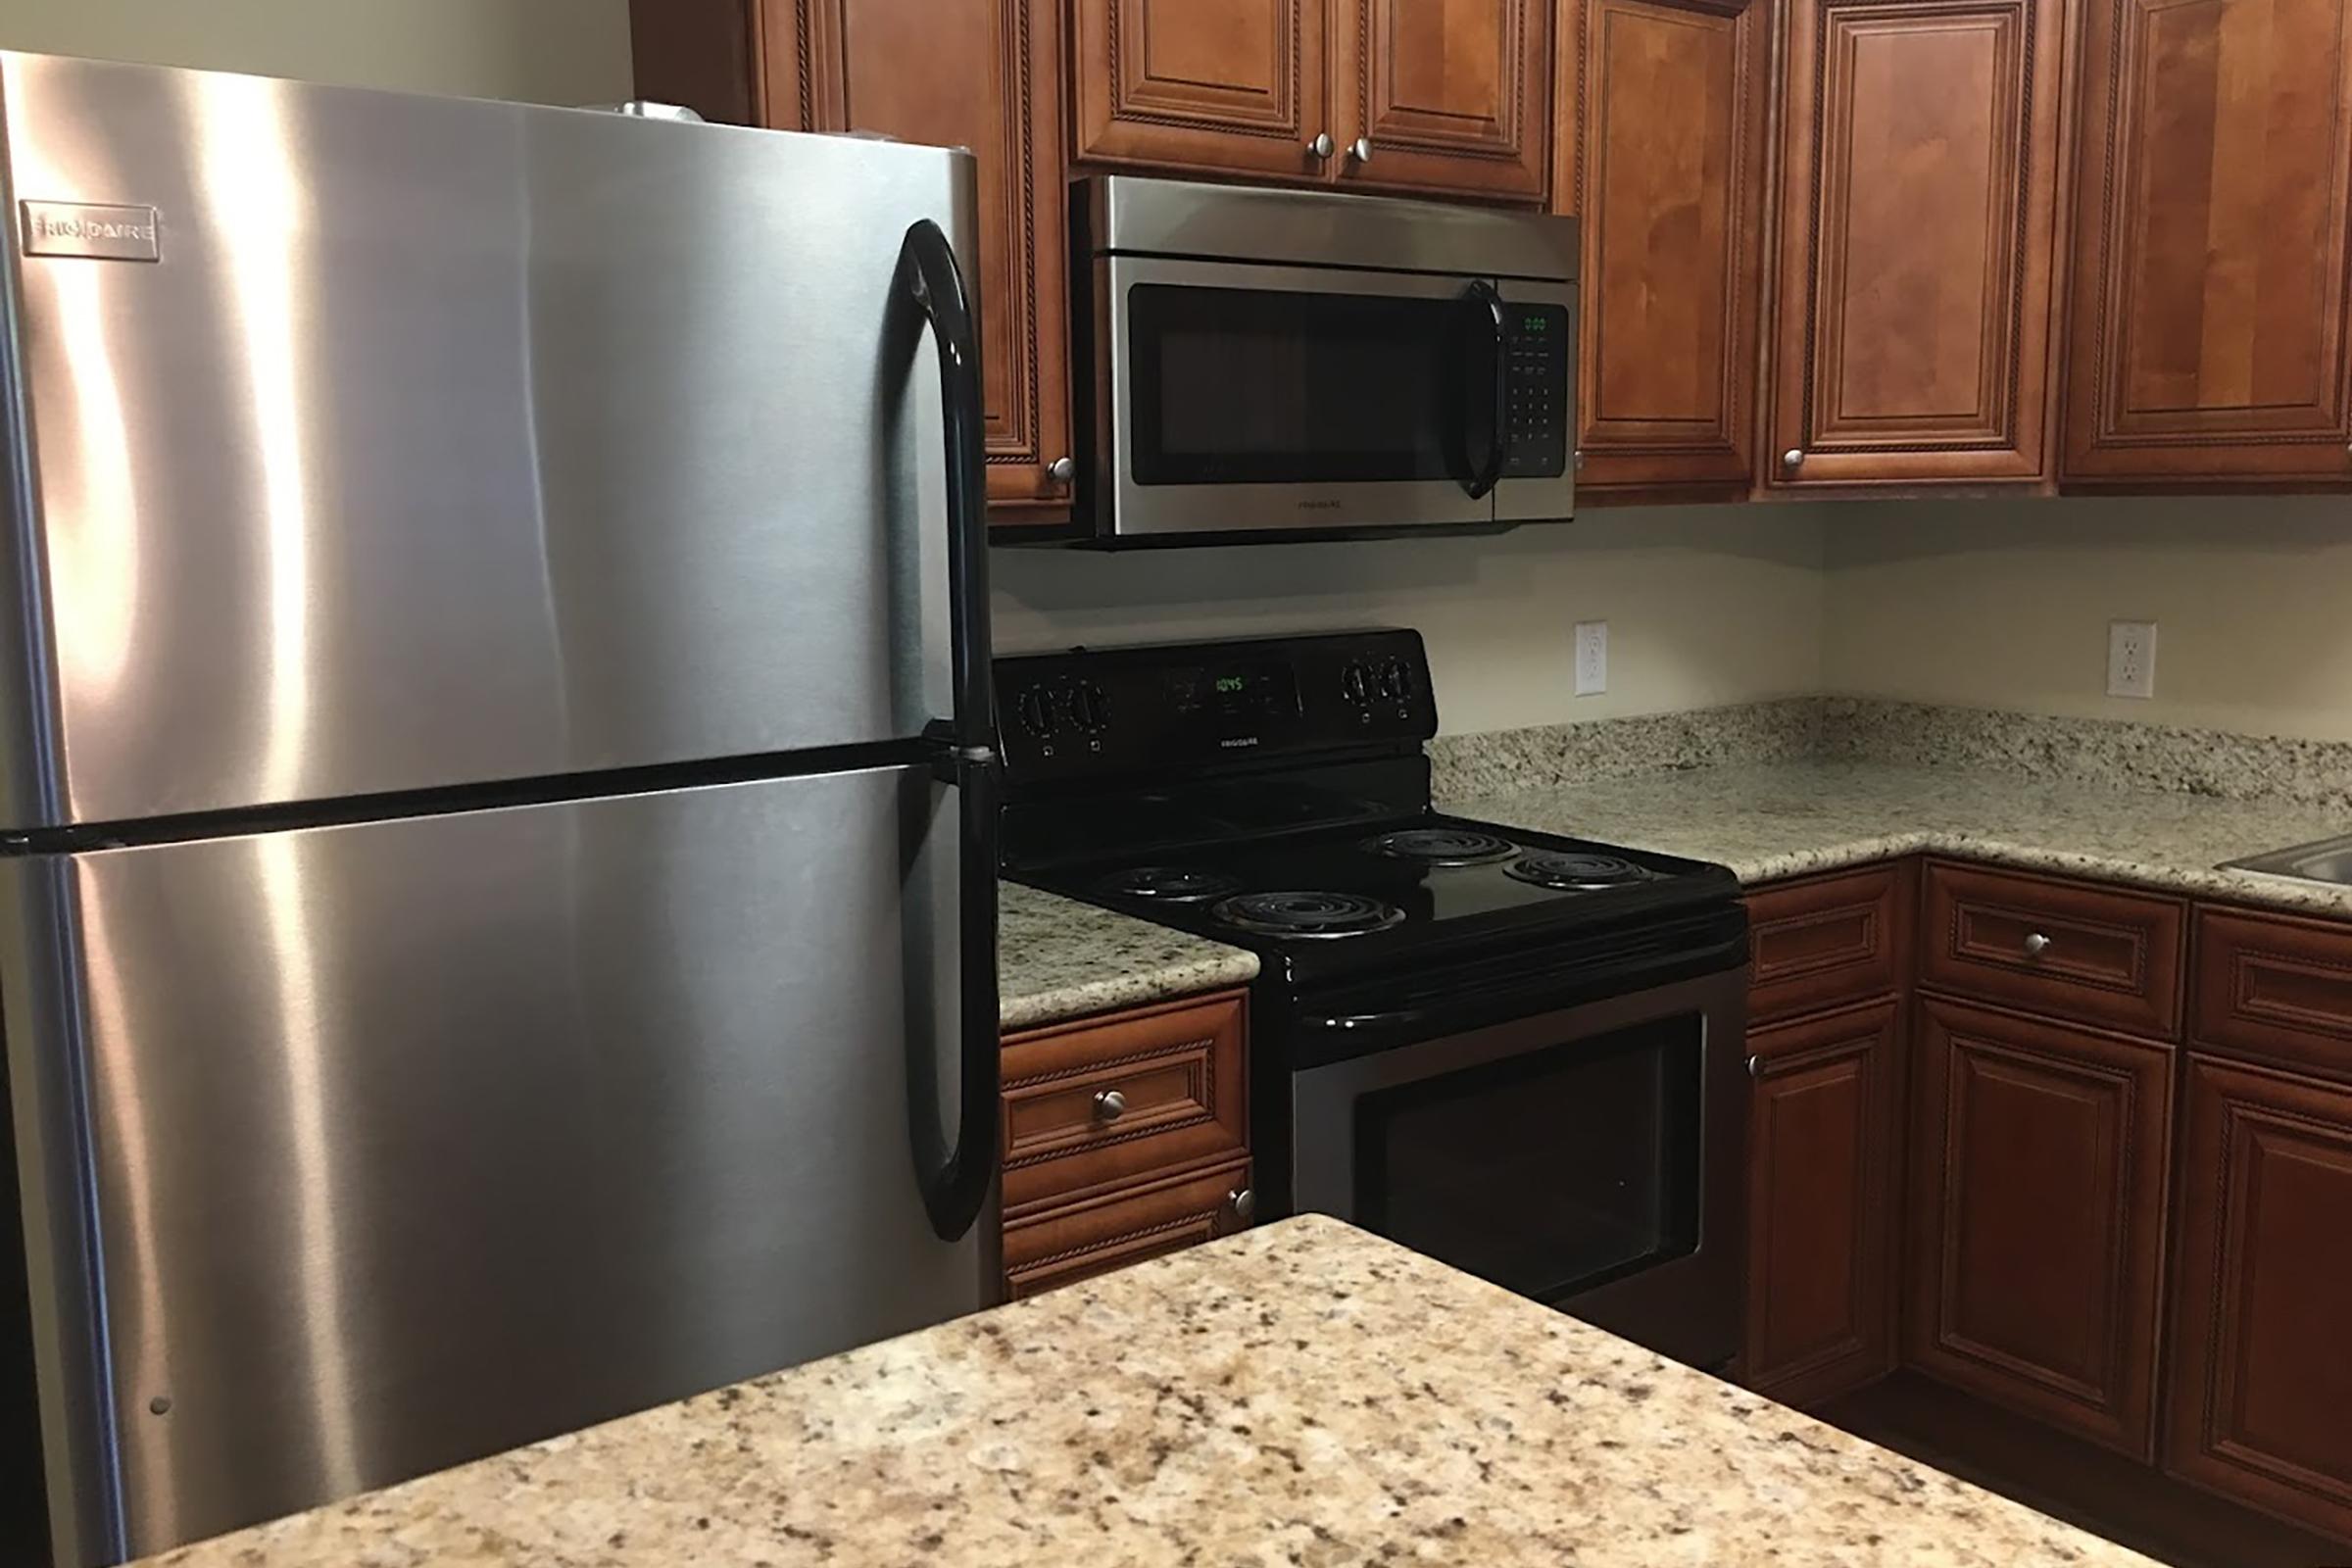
1574,621,1608,697
2108,620,2157,700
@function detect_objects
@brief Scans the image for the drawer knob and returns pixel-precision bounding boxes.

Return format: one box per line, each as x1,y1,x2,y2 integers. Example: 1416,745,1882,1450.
1746,1054,1762,1079
1226,1187,1256,1223
2024,932,2053,957
1091,1088,1128,1123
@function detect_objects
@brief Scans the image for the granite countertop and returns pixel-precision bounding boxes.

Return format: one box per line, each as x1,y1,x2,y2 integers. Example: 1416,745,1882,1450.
1452,758,2352,912
999,881,1256,1032
136,1215,2160,1568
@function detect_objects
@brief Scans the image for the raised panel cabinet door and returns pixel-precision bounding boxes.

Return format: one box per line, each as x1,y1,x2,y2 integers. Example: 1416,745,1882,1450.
1768,0,2070,487
2063,0,2352,485
1907,998,2175,1457
2166,1054,2352,1541
1743,998,1903,1406
1569,0,1770,495
1333,0,1552,198
1072,0,1332,179
771,0,1075,514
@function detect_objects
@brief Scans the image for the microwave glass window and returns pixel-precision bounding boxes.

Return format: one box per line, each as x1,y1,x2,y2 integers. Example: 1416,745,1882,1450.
1128,285,1471,485
1354,1015,1701,1305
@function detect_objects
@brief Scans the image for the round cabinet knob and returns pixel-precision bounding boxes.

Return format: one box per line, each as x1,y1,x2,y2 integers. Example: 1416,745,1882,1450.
1306,131,1335,160
1782,448,1805,472
1573,448,1587,472
1048,456,1075,484
2024,932,2054,957
1091,1089,1128,1123
1226,1187,1256,1224
1348,136,1375,165
1746,1054,1762,1079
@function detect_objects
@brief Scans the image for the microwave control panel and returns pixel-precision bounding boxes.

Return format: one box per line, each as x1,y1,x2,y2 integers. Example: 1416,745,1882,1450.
1500,302,1571,479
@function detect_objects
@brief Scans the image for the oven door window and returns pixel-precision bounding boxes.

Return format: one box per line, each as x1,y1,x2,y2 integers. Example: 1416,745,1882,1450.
1126,283,1495,486
1355,1016,1701,1304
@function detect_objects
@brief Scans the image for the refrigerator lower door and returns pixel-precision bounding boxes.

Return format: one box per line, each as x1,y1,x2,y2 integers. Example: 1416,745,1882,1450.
1,763,991,1563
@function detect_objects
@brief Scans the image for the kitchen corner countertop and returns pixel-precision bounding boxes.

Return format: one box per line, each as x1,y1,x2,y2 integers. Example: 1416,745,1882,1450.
999,880,1256,1033
137,1215,2160,1568
1453,759,2352,914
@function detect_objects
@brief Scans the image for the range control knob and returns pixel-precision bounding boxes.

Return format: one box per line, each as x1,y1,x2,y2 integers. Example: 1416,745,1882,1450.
1014,684,1056,738
1341,662,1373,703
1378,659,1413,701
1066,680,1109,733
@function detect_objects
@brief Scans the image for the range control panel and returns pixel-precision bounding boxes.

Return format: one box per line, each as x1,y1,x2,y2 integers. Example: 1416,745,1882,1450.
1501,302,1572,479
996,629,1438,784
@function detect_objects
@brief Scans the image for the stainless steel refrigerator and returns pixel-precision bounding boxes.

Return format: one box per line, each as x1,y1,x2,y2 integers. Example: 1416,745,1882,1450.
0,53,1001,1565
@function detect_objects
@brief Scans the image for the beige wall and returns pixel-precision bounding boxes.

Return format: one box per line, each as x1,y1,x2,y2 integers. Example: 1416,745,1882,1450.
0,0,633,104
1822,494,2352,741
993,507,1831,736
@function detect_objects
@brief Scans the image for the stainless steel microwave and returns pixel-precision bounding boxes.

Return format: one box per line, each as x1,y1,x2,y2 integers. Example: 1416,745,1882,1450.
1070,175,1579,544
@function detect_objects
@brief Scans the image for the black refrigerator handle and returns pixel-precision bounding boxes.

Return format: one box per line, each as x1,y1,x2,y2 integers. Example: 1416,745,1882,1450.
896,218,1000,1244
1457,279,1508,501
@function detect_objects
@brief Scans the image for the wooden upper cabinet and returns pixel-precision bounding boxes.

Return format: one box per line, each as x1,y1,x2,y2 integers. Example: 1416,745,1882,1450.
1768,0,2070,488
2063,0,2352,486
632,0,1074,518
1568,0,1770,495
1333,0,1552,198
1071,0,1330,177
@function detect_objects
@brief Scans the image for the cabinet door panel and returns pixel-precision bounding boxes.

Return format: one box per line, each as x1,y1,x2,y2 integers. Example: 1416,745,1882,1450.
1336,0,1551,198
1770,0,2067,485
1571,0,1769,494
2167,1055,2352,1539
2064,0,2352,484
1073,0,1328,178
1908,998,2173,1457
1744,999,1903,1405
1003,1158,1253,1298
781,0,1073,514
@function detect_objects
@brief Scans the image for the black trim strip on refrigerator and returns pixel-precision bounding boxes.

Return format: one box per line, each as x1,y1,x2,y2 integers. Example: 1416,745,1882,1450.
0,737,939,858
895,218,1002,1246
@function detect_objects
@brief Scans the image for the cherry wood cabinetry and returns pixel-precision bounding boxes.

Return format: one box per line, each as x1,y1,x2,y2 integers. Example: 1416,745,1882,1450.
1072,0,1552,198
630,0,1074,519
998,991,1252,1298
1564,0,1771,497
2191,906,2352,1083
1921,861,2186,1039
2165,1054,2352,1541
1747,860,1913,1024
1766,0,2072,489
1743,997,1904,1404
1907,996,2173,1458
2061,0,2352,487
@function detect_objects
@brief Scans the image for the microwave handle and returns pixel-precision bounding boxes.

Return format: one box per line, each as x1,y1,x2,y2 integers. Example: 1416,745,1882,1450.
1457,280,1508,500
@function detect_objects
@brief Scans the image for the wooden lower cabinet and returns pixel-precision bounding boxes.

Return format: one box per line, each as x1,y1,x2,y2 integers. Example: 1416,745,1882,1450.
1003,1157,1253,1298
1907,996,2174,1458
1743,997,1903,1404
998,990,1252,1299
2164,1054,2352,1541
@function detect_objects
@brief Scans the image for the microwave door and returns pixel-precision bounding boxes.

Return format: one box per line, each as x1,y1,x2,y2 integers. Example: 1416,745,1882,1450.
1099,256,1498,539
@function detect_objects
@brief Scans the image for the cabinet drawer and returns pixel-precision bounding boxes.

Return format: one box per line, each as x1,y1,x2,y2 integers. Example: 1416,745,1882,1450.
2192,907,2352,1083
1920,862,2185,1038
1003,1157,1252,1299
1000,991,1247,1216
1747,862,1913,1023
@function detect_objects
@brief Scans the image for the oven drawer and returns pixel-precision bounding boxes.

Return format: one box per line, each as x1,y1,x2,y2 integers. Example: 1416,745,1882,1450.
1920,862,2185,1038
2191,906,2352,1083
1003,1157,1253,1299
1747,862,1914,1024
1000,991,1248,1217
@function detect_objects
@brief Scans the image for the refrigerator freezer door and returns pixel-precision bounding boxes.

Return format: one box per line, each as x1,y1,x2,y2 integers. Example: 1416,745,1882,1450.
0,764,990,1561
0,52,971,830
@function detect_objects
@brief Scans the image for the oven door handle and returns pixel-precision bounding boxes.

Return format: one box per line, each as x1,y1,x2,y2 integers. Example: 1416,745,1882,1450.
1299,1007,1436,1034
1453,279,1508,501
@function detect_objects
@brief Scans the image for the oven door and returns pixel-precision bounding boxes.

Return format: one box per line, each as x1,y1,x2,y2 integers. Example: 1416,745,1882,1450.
1290,965,1747,1371
1092,256,1576,539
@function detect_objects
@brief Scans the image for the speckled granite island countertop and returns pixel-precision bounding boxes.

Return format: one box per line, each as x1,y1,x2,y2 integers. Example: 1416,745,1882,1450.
1452,759,2352,913
135,1215,2159,1568
998,880,1256,1032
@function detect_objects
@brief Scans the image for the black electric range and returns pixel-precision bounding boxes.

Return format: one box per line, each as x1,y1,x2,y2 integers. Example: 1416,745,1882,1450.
997,630,1752,1371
